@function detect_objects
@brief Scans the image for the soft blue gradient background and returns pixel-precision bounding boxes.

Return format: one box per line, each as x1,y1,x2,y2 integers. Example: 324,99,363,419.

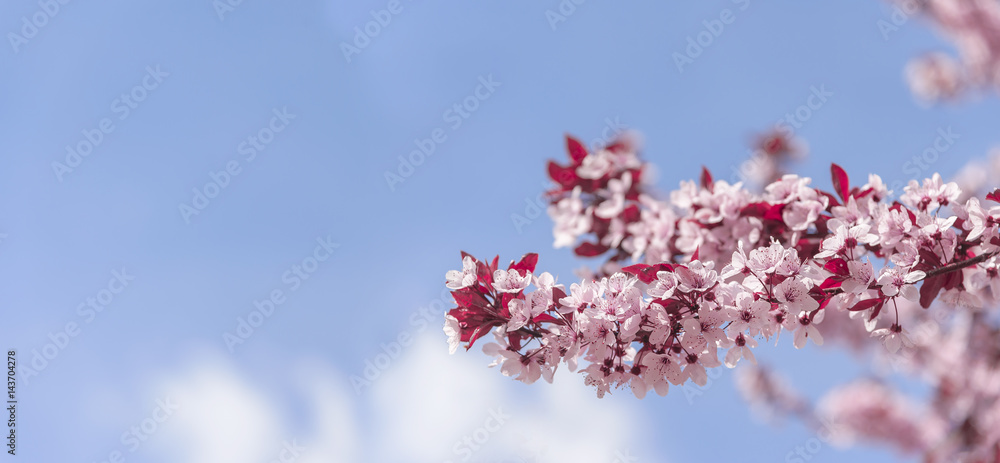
1,1,997,462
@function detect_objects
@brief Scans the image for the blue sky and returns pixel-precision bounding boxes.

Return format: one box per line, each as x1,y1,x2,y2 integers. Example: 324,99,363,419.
2,1,998,462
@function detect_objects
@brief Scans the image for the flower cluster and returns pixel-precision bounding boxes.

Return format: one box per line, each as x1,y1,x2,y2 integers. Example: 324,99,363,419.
443,133,1000,460
901,0,1000,101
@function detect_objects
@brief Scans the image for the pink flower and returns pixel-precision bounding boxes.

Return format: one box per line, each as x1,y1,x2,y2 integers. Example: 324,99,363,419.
729,292,770,336
444,315,461,354
840,260,875,295
594,172,633,219
506,292,547,331
648,270,678,299
493,269,531,293
725,333,758,368
963,197,1000,242
549,186,592,249
871,324,913,354
747,240,786,274
877,268,925,300
815,220,878,259
774,278,818,315
792,311,824,349
675,261,718,293
445,256,478,290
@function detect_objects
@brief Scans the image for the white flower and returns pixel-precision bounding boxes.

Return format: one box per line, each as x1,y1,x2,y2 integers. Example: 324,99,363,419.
747,240,785,274
675,261,718,293
507,293,547,331
493,269,531,293
724,333,758,368
549,186,592,249
815,220,878,259
964,197,1000,242
648,271,678,299
594,172,632,219
841,260,875,295
720,240,749,279
774,278,818,315
871,325,913,354
444,315,462,354
877,267,925,300
445,256,477,290
793,312,824,349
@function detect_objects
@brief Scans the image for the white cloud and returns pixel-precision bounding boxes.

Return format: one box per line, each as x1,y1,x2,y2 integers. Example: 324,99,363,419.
370,332,651,463
149,331,651,463
153,352,286,463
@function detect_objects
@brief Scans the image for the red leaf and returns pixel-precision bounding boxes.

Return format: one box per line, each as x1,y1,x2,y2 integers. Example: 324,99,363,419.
740,202,771,218
547,161,577,188
621,263,650,276
918,248,943,268
763,204,785,222
819,277,843,290
566,135,588,163
942,270,963,291
509,253,539,274
700,166,714,192
464,322,497,350
831,163,850,201
550,287,567,310
692,246,700,261
500,293,518,317
868,299,886,321
848,297,881,312
574,241,610,257
919,275,946,309
987,188,1000,204
532,313,558,324
824,258,850,277
623,204,640,223
476,260,493,288
623,263,673,284
507,331,525,351
622,264,653,283
818,190,841,208
451,287,489,309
